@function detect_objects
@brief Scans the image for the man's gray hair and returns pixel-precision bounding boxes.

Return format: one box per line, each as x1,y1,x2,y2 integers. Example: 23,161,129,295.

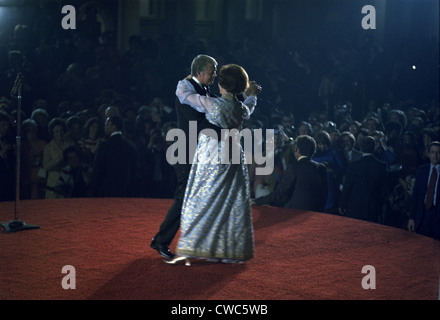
191,54,218,77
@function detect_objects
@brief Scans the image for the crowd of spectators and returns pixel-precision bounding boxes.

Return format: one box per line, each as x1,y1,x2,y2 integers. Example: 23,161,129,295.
0,7,438,232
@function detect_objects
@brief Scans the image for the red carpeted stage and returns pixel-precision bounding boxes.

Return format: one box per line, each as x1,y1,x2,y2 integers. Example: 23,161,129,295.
0,198,439,300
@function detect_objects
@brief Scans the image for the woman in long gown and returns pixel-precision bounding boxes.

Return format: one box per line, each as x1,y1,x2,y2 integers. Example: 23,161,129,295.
166,64,261,265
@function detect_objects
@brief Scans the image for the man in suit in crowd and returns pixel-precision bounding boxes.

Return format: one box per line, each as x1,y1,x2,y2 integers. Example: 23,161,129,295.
150,54,221,259
88,115,139,198
254,135,328,212
339,136,388,223
340,131,362,164
408,141,440,240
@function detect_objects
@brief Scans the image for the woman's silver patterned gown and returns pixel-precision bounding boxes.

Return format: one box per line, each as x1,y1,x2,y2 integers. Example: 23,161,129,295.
176,92,255,262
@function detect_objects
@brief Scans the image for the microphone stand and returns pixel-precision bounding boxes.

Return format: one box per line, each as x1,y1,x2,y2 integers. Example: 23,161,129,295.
0,73,40,233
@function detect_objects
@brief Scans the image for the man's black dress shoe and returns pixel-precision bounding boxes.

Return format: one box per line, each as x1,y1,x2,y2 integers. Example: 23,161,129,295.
150,238,175,259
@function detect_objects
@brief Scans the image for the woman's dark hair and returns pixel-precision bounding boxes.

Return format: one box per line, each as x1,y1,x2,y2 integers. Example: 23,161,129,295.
218,64,249,95
83,117,102,138
48,117,66,137
21,119,38,138
314,130,331,147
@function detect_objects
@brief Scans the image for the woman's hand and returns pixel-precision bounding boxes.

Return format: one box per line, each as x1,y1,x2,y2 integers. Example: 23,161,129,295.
246,81,262,96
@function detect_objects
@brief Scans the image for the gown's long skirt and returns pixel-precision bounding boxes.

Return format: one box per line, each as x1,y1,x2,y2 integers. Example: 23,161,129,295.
176,133,254,262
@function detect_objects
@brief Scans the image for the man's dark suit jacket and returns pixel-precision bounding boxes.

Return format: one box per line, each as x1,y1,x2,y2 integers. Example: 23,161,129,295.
340,154,387,222
409,164,440,231
176,78,220,166
255,157,328,212
89,133,139,197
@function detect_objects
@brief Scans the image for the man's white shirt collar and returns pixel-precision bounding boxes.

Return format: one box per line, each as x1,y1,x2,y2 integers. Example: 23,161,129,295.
192,77,204,90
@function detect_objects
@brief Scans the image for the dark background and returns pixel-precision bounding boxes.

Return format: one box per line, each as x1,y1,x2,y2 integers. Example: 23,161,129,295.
0,0,438,120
